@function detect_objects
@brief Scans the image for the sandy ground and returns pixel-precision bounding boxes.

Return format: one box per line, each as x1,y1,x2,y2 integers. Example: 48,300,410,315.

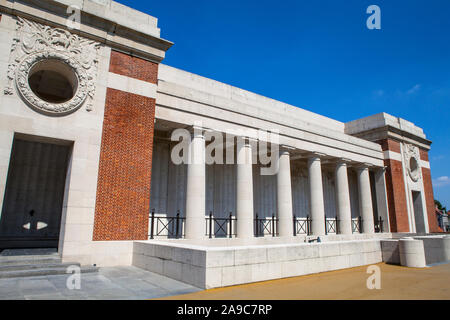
162,263,450,300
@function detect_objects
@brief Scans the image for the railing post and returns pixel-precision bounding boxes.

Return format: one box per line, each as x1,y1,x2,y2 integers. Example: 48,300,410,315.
335,217,339,234
307,215,311,236
209,212,213,239
380,216,383,233
229,212,233,238
272,214,275,237
293,215,297,237
176,210,180,238
358,216,362,233
324,216,328,235
255,214,259,237
150,209,155,240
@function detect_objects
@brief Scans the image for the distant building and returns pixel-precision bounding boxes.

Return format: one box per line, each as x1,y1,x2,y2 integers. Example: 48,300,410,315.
444,211,450,232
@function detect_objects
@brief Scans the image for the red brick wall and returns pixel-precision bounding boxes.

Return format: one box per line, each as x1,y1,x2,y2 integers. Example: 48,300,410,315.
419,148,429,162
375,138,410,232
93,50,158,241
422,167,442,233
384,159,410,232
109,50,158,83
378,139,441,233
377,138,401,153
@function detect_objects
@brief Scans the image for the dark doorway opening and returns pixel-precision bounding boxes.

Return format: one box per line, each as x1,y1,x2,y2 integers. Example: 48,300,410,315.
0,136,71,250
412,191,426,234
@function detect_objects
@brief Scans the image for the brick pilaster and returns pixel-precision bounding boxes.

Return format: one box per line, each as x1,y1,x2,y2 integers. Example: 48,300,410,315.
93,51,158,241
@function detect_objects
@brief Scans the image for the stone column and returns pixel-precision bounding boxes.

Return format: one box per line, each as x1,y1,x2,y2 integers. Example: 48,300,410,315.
374,167,390,233
356,165,375,234
277,147,294,237
236,137,254,239
308,154,326,236
185,126,206,239
335,160,352,235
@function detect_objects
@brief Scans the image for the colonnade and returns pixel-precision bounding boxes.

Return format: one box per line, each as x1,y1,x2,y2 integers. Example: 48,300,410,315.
184,128,383,239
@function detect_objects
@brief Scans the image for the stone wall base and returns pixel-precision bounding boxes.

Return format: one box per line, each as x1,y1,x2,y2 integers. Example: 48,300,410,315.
133,239,384,289
382,235,450,267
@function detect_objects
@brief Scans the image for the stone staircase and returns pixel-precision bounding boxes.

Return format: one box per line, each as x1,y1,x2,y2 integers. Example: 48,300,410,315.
0,249,98,279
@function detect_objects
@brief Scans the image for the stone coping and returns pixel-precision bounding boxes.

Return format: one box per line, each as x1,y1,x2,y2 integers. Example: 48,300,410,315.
135,234,393,252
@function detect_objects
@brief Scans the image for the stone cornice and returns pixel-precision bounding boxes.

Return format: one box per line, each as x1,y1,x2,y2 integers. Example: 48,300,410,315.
351,125,432,150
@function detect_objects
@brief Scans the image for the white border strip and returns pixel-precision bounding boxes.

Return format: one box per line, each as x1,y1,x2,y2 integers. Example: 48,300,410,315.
107,72,157,99
420,160,430,169
383,150,402,162
384,150,431,169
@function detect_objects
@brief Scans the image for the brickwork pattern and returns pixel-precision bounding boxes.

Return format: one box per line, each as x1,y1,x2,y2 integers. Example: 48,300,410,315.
384,159,410,232
422,167,442,233
93,88,155,240
419,148,430,162
109,50,158,83
93,50,158,241
377,139,401,153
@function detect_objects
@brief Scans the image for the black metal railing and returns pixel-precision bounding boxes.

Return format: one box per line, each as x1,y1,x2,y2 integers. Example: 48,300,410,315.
205,212,237,238
149,210,185,239
374,216,384,233
352,216,362,234
255,214,278,237
325,217,339,235
293,215,311,236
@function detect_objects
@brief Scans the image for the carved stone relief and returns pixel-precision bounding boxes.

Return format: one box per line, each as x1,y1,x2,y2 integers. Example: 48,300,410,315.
403,143,421,182
4,17,101,115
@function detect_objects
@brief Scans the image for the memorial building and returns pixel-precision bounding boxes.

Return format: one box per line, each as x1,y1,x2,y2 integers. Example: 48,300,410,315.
0,1,447,288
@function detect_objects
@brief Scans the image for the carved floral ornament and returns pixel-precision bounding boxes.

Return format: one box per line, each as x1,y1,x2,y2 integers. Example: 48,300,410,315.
4,17,101,116
403,143,421,182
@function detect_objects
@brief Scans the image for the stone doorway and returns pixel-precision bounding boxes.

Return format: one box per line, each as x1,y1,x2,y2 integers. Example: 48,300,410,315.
0,136,72,250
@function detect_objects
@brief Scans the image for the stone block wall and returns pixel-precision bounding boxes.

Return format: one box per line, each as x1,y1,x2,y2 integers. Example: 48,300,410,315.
382,236,450,266
133,240,383,289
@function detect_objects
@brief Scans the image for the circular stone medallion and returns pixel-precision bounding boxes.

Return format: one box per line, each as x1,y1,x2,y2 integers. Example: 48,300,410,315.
15,51,88,116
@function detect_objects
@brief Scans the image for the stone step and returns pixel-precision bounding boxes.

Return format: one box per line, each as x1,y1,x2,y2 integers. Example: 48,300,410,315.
0,248,58,256
0,255,62,265
0,265,98,279
0,262,81,272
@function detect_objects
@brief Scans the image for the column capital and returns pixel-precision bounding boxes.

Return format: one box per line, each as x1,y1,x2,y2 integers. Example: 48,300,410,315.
188,125,206,139
376,166,388,173
237,136,258,146
354,163,374,171
335,158,353,165
279,145,295,154
307,152,327,162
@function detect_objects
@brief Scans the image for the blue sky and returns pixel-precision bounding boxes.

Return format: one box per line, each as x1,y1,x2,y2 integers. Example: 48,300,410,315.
117,0,450,208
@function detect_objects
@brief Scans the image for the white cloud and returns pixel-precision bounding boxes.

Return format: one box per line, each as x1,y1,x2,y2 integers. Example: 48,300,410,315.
433,176,450,188
432,155,445,161
407,84,421,95
373,89,384,97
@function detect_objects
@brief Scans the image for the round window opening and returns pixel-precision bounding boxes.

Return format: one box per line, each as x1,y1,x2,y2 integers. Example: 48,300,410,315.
28,59,78,104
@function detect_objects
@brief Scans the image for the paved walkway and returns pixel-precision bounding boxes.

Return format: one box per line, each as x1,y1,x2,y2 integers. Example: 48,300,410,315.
164,263,450,300
0,266,200,300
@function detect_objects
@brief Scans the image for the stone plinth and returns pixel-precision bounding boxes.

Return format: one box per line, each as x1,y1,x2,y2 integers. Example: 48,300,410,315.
132,239,383,289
